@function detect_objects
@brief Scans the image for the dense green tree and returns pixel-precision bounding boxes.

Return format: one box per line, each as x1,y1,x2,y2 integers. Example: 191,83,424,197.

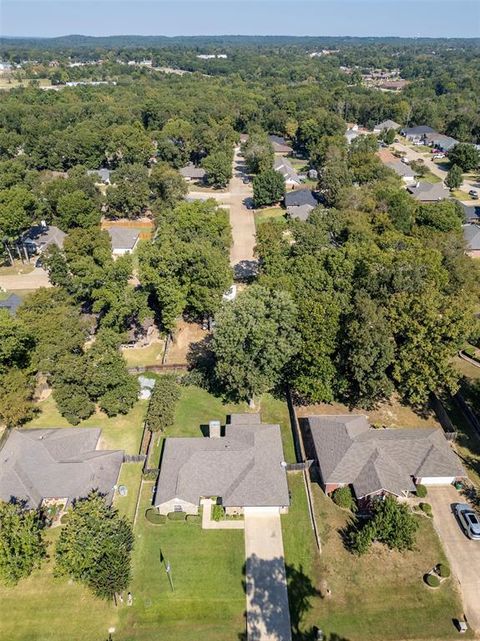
213,286,299,403
317,160,352,207
243,132,274,174
253,170,285,207
444,164,463,190
448,143,480,172
56,190,100,229
0,367,36,428
145,374,181,432
202,151,232,188
55,492,134,600
106,123,154,166
106,164,150,219
0,310,32,372
53,382,95,425
415,200,463,233
0,502,46,586
148,162,188,210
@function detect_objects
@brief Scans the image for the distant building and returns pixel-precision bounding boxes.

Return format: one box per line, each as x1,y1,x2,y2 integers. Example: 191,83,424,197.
401,125,436,143
179,163,206,182
286,203,314,221
24,224,66,254
463,223,480,258
423,132,459,152
373,119,401,133
269,135,293,155
407,182,448,202
273,157,301,186
284,188,319,209
107,227,140,256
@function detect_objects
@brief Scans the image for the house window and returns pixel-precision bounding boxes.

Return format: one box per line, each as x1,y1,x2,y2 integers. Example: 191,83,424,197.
173,504,183,512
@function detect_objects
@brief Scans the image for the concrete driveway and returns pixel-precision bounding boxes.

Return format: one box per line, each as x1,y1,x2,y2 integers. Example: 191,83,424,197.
0,267,51,290
244,508,292,641
428,486,480,633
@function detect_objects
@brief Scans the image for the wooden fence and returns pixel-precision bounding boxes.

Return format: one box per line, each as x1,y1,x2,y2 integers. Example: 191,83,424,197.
127,364,188,374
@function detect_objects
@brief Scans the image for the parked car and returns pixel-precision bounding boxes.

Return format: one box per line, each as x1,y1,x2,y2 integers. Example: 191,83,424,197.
242,176,250,184
401,157,410,164
432,153,446,159
469,190,479,200
454,503,480,540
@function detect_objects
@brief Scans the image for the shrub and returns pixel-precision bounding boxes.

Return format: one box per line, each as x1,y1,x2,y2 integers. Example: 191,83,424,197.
167,511,186,521
415,484,427,498
419,502,432,516
332,486,356,511
437,563,450,578
186,514,200,523
145,374,181,433
212,504,225,521
142,470,158,481
145,509,166,525
425,573,440,588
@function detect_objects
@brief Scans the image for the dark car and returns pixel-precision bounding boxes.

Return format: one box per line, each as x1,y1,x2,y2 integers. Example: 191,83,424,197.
454,503,480,540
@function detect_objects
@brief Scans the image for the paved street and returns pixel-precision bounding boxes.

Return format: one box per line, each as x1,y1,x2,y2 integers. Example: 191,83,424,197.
428,486,480,633
244,508,292,641
391,141,480,202
0,267,51,290
228,146,257,277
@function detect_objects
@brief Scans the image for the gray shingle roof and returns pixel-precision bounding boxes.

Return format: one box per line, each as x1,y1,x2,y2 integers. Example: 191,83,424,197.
407,182,448,201
154,415,290,508
107,227,140,251
0,294,22,316
0,428,123,508
459,203,480,222
179,163,206,179
25,225,66,251
374,119,401,131
273,156,300,184
287,204,314,221
402,125,436,136
284,188,319,208
307,416,465,498
423,132,458,151
269,135,293,153
386,160,415,178
463,223,480,251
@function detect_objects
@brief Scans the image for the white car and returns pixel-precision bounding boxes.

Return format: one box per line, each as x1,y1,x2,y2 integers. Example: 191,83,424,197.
454,503,480,540
222,285,237,302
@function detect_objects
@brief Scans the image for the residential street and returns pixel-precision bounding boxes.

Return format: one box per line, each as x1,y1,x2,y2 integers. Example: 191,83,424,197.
428,486,480,633
0,267,51,290
391,141,480,202
244,509,292,641
228,145,257,278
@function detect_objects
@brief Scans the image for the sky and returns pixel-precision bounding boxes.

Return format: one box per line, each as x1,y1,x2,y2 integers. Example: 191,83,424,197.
1,0,479,39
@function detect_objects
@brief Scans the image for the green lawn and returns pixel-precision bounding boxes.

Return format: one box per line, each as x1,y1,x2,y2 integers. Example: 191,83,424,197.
25,395,148,454
119,482,246,641
0,261,35,275
282,472,469,641
254,206,286,227
451,189,471,200
114,462,144,522
421,171,442,184
121,341,165,367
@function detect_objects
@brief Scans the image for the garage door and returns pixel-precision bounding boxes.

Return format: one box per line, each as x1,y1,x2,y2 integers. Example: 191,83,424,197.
418,477,455,485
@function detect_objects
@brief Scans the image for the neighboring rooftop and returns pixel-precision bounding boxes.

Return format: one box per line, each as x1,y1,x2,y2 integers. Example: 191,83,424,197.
286,203,314,221
107,227,140,251
154,415,290,509
306,415,465,499
374,119,401,131
459,202,480,222
407,182,448,201
284,188,319,208
463,223,480,252
386,159,415,179
87,168,111,183
401,125,436,137
0,428,124,508
0,293,22,317
423,132,459,151
274,156,301,184
179,163,206,180
25,225,66,251
269,135,293,154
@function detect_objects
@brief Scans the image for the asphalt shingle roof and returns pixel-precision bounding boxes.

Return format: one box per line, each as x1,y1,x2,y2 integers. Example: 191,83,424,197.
25,225,66,251
0,428,123,508
407,182,448,201
179,163,206,179
274,156,300,184
402,125,436,136
284,188,318,208
154,415,290,508
107,227,140,251
287,203,314,221
463,223,480,251
374,119,401,131
307,416,465,498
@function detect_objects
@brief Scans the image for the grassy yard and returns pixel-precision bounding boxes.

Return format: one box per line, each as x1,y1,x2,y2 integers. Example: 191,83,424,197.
114,462,144,521
121,340,165,367
25,395,148,454
0,77,51,90
0,260,35,275
119,482,246,641
254,206,286,227
282,473,469,641
0,529,117,641
451,189,471,200
421,171,442,184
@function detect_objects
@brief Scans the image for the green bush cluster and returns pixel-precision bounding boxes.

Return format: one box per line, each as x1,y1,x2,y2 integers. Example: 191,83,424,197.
332,486,356,511
186,514,200,523
145,374,181,433
167,511,186,521
437,563,450,578
212,504,225,521
145,509,166,525
425,573,440,588
419,502,432,516
415,484,427,498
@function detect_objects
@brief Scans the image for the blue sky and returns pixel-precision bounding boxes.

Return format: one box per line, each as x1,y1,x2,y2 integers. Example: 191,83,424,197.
1,1,479,38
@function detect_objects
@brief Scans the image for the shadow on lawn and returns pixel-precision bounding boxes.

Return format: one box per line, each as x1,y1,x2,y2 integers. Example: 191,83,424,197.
237,555,347,641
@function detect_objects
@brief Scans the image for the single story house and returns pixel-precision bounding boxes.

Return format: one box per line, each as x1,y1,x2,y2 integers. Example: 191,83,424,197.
179,163,206,182
423,132,458,152
0,428,124,509
0,293,22,317
24,224,66,254
107,227,140,256
401,125,436,143
274,156,301,186
304,415,466,505
459,202,480,222
269,135,293,155
154,414,290,516
87,168,111,184
385,159,416,183
287,203,314,221
373,119,401,133
284,188,319,209
407,182,448,202
463,223,480,258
